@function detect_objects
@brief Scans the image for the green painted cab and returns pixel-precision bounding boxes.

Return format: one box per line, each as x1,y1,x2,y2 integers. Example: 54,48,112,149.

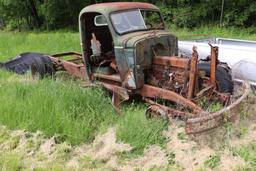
79,2,178,90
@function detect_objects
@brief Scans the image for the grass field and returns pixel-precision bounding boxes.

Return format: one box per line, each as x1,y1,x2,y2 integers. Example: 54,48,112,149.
0,71,167,153
1,26,256,60
0,26,255,147
171,25,256,40
0,30,167,154
0,26,256,170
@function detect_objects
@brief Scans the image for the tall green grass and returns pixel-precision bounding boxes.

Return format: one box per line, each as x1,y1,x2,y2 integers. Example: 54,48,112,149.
0,72,116,144
0,31,167,152
0,31,80,61
0,71,167,151
0,78,167,159
171,25,256,40
232,143,256,170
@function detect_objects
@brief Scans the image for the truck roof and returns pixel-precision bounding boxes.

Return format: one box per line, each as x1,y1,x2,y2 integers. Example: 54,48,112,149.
79,2,159,16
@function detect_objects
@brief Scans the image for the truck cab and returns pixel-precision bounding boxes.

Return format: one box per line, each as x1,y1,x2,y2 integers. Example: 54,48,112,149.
79,2,178,90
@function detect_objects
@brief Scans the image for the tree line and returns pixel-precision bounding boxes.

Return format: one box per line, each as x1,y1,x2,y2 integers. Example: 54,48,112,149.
0,0,255,31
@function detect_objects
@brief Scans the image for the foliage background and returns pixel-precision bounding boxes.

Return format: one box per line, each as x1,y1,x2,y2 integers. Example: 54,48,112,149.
0,0,256,31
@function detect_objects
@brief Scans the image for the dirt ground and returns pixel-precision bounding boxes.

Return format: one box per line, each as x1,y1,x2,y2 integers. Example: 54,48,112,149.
1,95,256,170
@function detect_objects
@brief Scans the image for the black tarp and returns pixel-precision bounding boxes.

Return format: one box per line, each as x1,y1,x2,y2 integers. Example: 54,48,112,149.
0,52,54,76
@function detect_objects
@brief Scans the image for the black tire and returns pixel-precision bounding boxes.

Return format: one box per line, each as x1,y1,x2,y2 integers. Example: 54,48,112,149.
198,62,234,93
40,56,55,76
31,56,54,79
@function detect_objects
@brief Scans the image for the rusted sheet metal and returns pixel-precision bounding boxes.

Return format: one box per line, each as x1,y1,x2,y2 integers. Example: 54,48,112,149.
101,83,130,112
210,44,218,84
112,92,121,113
89,2,157,9
196,85,214,97
50,57,86,80
153,56,189,68
101,83,129,100
52,52,83,63
82,2,158,15
144,98,191,119
188,47,198,99
140,84,204,113
51,52,82,58
185,82,249,134
94,73,121,83
61,61,86,79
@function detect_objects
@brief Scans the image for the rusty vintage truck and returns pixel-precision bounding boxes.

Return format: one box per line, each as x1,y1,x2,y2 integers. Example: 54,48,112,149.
0,2,249,134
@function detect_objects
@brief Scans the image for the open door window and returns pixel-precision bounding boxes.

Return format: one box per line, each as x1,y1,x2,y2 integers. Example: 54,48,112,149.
94,15,108,26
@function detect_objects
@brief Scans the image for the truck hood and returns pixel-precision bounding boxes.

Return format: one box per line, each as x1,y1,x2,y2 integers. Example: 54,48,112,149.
115,30,177,49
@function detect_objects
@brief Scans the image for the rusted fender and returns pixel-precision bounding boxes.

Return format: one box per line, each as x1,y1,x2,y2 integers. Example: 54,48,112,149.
101,83,129,100
101,83,130,113
140,84,204,113
185,82,250,134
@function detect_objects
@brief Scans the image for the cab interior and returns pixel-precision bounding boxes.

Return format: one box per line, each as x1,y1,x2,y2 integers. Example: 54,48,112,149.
81,12,121,82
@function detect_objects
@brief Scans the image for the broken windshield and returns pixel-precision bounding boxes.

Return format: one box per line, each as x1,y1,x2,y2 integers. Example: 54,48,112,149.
111,9,164,34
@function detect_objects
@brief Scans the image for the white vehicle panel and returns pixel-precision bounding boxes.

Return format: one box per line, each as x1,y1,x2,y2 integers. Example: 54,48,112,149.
178,38,256,85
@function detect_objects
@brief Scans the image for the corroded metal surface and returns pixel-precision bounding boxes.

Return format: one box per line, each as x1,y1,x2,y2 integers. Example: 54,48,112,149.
185,82,249,134
80,2,158,16
188,47,198,99
153,56,189,68
49,52,86,80
140,84,204,113
209,44,218,84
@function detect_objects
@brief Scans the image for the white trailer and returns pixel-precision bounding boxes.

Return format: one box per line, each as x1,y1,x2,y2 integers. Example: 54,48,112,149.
179,38,256,85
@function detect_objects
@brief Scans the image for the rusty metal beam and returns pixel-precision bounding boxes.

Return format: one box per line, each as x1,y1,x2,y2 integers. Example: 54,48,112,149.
50,57,86,79
112,92,121,113
210,44,218,84
153,56,189,68
61,61,86,79
94,73,121,83
101,83,129,101
101,83,130,113
186,82,250,134
140,84,204,113
144,98,192,119
51,52,82,58
187,47,198,99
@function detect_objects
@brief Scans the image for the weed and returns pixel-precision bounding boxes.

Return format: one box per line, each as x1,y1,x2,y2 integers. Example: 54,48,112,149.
239,100,251,119
0,153,22,171
116,104,167,155
232,143,256,169
198,97,222,113
237,126,248,139
79,156,106,169
53,143,72,160
33,163,67,171
177,132,186,141
209,102,222,113
166,151,176,165
223,122,232,137
204,154,220,169
0,128,11,143
8,136,20,150
234,166,252,171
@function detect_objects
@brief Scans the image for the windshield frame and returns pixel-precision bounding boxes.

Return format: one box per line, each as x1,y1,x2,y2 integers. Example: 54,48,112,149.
110,9,166,35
